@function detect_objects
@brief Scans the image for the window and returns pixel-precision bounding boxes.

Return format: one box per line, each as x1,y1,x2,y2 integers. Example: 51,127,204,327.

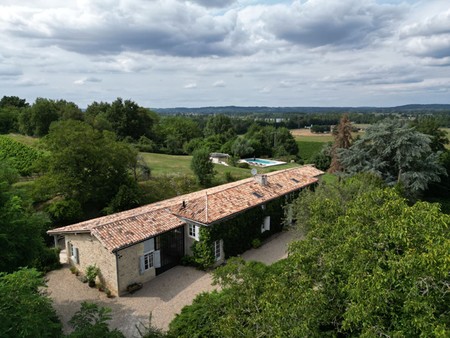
261,216,271,233
69,242,79,264
188,224,199,240
143,252,154,270
213,240,221,261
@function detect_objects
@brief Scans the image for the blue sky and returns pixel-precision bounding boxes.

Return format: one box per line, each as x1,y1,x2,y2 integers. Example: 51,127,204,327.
0,0,449,108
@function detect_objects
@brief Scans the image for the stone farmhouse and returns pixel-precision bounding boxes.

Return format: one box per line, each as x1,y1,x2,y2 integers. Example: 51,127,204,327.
48,166,323,296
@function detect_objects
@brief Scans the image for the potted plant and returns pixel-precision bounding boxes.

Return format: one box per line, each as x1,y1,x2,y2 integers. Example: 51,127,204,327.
85,265,99,288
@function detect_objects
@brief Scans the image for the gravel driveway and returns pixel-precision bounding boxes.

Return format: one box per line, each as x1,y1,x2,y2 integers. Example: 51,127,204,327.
46,230,300,337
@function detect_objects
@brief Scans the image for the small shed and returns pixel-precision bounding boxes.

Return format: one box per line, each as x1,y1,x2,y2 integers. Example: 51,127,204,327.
210,153,230,164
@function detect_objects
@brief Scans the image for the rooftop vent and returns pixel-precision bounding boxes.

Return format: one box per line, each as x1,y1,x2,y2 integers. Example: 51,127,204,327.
252,192,263,198
291,178,299,183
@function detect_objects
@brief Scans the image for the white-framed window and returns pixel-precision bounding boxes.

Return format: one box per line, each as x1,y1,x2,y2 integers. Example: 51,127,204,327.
143,252,154,270
213,240,221,261
188,224,200,241
139,237,161,274
261,216,271,233
69,242,79,264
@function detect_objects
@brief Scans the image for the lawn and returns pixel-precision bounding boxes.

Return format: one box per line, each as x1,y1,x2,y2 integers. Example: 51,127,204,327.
139,152,302,180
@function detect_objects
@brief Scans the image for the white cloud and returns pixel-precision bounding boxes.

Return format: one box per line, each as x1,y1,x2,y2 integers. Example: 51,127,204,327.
74,77,102,85
184,82,197,89
213,80,226,87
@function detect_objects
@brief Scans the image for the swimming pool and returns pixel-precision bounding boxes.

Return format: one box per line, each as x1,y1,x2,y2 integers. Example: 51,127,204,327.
242,158,286,167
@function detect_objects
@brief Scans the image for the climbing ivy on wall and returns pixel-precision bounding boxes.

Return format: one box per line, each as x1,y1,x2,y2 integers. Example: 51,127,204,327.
190,191,301,269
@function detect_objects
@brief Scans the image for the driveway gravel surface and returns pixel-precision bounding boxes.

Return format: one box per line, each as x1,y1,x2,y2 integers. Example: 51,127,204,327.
46,229,301,337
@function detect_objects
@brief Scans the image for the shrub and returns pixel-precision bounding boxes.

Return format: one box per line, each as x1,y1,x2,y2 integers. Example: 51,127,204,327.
251,238,261,249
85,265,99,287
237,162,250,169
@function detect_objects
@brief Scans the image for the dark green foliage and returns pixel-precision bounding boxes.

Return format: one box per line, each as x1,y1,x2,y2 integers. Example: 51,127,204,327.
85,99,158,141
244,124,298,158
68,302,124,338
0,95,29,108
159,116,202,154
339,119,444,195
410,116,449,151
0,135,43,176
35,120,138,209
310,142,332,171
33,247,61,273
231,137,254,158
104,180,141,214
311,124,331,133
46,199,83,226
191,148,215,187
18,98,82,137
190,196,289,268
0,268,62,337
0,177,50,272
204,114,236,138
168,291,226,338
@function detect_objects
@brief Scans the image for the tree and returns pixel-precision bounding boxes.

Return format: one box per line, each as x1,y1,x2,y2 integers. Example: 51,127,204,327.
0,95,28,108
231,137,254,158
204,114,235,138
85,99,159,141
328,114,353,173
191,148,215,187
410,116,449,152
68,302,124,338
0,268,62,337
159,117,202,154
36,120,138,209
339,119,444,196
0,165,50,272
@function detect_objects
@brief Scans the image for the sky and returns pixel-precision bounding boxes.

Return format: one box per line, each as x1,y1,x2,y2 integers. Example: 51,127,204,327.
0,0,449,108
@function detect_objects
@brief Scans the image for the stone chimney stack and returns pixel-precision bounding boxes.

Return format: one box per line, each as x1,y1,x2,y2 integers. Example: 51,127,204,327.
255,174,268,186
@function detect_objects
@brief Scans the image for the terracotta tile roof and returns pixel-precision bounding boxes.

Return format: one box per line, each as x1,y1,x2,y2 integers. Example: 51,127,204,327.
48,166,323,252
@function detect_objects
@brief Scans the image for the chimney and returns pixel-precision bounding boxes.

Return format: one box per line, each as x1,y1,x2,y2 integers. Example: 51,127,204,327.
255,174,268,186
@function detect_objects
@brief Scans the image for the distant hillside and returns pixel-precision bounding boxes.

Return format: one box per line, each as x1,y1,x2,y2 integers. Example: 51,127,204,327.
152,104,450,115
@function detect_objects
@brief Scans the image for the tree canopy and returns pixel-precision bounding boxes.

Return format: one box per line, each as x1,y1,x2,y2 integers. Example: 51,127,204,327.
36,120,138,209
191,148,215,187
329,113,353,172
339,119,444,195
0,268,62,337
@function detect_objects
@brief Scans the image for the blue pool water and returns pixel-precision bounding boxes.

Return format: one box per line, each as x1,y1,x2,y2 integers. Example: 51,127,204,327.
243,158,285,167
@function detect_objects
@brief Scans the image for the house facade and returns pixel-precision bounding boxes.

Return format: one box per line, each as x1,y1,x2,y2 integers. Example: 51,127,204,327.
48,166,323,296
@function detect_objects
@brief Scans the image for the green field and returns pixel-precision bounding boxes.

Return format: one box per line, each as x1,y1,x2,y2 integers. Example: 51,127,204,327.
294,134,334,142
139,152,301,180
297,141,326,163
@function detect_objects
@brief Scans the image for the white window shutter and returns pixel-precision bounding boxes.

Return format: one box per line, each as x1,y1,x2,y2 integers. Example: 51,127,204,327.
143,238,154,253
195,225,200,241
139,255,145,275
265,216,271,231
154,250,161,268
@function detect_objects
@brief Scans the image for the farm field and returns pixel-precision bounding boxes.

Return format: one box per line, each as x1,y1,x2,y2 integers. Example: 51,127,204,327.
297,141,325,163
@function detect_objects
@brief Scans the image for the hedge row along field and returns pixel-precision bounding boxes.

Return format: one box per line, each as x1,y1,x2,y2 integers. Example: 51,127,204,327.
0,135,43,176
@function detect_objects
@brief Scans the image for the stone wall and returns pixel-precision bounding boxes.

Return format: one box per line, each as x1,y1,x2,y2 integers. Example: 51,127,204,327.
115,241,156,295
65,234,118,295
